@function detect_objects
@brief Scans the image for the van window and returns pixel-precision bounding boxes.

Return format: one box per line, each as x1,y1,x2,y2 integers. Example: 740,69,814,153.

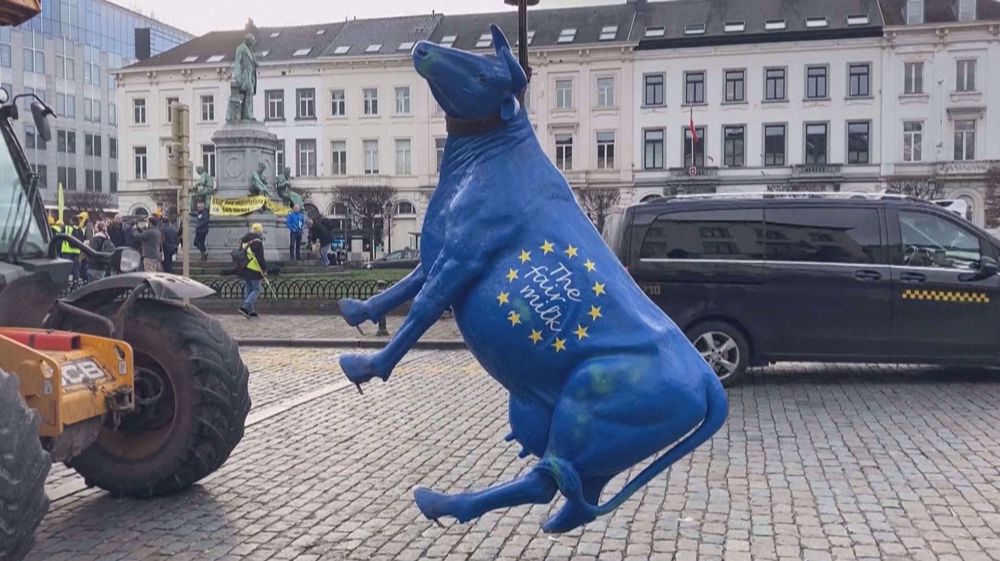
898,211,980,269
640,209,764,260
765,208,880,264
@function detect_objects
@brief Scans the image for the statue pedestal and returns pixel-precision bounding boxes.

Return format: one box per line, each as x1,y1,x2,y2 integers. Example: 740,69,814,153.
202,120,288,262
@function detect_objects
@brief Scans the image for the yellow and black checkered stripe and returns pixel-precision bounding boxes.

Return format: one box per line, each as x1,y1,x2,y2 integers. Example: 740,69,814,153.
901,289,990,304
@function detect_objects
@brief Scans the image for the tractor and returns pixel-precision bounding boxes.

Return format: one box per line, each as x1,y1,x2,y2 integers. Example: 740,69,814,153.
0,4,251,560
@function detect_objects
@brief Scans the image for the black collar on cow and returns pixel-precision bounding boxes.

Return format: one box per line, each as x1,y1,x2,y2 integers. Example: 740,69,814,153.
446,112,508,137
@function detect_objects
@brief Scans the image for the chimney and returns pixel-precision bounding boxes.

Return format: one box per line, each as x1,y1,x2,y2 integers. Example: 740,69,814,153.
135,28,151,61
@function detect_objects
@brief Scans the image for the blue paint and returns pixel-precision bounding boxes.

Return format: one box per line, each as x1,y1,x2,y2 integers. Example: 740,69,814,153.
338,24,728,533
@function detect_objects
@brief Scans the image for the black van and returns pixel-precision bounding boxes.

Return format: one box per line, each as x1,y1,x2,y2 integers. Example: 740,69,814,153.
606,193,1000,386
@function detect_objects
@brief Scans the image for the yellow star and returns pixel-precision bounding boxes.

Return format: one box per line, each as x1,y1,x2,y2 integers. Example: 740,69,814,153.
592,282,606,296
588,305,603,321
574,324,589,341
507,311,522,326
506,268,519,282
564,245,578,258
497,291,510,306
584,259,597,272
519,250,532,264
552,337,566,352
540,240,555,254
529,329,543,344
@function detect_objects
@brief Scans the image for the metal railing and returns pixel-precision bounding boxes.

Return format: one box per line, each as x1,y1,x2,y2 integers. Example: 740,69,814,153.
61,277,395,301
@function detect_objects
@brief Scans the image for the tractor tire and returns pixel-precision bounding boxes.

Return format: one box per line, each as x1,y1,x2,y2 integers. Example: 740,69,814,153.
0,370,50,561
66,299,250,497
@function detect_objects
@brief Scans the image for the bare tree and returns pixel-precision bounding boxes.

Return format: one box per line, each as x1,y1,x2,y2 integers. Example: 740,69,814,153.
985,165,1000,229
576,187,621,234
885,175,939,200
333,185,398,259
65,191,114,219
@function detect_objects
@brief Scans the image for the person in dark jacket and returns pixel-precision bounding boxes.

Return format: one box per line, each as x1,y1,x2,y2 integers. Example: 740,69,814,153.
108,215,125,247
160,217,180,273
238,223,267,318
133,216,163,273
87,222,115,281
191,201,211,262
308,213,336,267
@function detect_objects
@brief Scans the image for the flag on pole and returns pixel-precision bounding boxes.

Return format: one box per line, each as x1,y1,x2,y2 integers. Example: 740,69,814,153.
688,105,699,144
57,182,64,223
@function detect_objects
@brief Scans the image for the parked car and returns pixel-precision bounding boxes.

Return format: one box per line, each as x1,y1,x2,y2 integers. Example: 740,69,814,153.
364,248,420,269
605,192,1000,386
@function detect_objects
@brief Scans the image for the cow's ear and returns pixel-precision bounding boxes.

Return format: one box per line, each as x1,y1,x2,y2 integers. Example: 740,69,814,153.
500,94,521,121
498,46,528,94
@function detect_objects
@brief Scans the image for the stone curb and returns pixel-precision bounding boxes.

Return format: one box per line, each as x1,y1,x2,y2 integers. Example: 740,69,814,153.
234,338,468,350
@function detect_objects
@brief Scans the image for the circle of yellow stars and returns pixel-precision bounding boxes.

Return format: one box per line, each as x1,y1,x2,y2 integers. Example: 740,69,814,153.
496,239,606,353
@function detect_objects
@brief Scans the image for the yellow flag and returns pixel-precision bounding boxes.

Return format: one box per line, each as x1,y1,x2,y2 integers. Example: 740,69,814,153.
57,182,64,223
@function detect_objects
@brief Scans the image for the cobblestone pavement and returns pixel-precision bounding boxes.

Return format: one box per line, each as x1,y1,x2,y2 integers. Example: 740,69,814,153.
216,313,462,341
33,351,1000,561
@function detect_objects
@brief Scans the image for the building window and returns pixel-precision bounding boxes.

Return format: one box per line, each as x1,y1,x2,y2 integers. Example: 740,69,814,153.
723,125,745,167
276,140,285,172
848,63,871,97
295,139,317,177
201,144,216,177
903,121,922,162
265,90,284,120
555,79,573,109
55,43,73,79
724,70,744,102
394,87,411,114
133,98,146,124
956,59,976,92
363,88,379,115
906,0,924,24
109,137,118,160
435,138,446,173
58,167,77,191
134,146,148,179
764,124,786,166
847,121,871,164
904,62,924,94
110,172,118,193
108,102,116,125
395,139,412,175
683,127,706,167
555,134,573,170
806,66,828,99
31,164,46,189
85,169,102,192
644,74,664,106
0,44,10,68
596,131,615,169
363,139,380,174
684,71,705,104
57,130,76,154
23,46,44,74
804,123,828,164
24,125,45,150
958,0,976,21
596,77,614,107
331,89,345,116
165,97,179,122
296,88,316,119
954,120,976,161
84,133,102,157
644,129,664,169
331,141,347,175
200,95,214,121
764,68,786,101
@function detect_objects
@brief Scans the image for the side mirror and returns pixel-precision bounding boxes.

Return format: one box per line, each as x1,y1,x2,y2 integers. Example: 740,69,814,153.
30,101,52,142
959,256,999,282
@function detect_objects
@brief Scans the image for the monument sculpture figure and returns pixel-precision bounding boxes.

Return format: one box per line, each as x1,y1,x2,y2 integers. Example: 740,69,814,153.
228,32,258,123
190,165,215,209
335,25,728,533
249,162,273,199
275,166,303,208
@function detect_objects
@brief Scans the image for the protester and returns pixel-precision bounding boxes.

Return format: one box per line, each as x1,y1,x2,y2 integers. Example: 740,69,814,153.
54,217,83,282
133,216,163,273
308,212,335,267
87,222,115,281
238,223,267,318
286,204,306,262
192,201,211,262
108,215,125,247
160,216,179,274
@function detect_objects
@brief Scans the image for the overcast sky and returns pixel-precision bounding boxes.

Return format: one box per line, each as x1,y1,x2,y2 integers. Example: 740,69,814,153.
115,0,623,36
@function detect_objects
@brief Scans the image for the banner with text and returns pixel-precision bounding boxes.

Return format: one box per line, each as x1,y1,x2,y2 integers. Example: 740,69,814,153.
209,196,292,217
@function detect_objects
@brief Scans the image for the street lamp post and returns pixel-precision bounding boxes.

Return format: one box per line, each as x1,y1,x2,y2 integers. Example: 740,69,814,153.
504,0,539,100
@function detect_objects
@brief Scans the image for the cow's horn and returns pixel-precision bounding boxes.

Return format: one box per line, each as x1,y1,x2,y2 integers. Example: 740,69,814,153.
498,45,528,93
490,23,511,55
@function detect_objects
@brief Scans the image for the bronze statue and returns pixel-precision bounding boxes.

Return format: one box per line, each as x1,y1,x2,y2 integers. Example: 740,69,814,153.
275,166,303,208
250,161,272,198
190,165,216,209
229,32,258,122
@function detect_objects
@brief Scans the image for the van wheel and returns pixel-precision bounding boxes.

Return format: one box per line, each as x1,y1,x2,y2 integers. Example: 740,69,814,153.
686,321,749,387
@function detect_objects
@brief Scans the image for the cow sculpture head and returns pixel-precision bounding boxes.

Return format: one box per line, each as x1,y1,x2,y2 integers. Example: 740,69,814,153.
412,24,528,122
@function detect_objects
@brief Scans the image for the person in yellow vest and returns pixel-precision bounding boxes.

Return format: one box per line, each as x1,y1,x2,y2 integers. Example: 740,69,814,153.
55,217,82,282
238,223,268,318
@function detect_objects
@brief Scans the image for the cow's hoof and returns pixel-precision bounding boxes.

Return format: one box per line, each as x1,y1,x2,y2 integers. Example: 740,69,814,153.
339,353,380,385
338,298,370,326
542,500,597,534
414,487,453,523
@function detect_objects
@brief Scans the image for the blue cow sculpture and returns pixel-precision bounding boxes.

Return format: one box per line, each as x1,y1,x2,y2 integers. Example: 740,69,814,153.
338,24,728,533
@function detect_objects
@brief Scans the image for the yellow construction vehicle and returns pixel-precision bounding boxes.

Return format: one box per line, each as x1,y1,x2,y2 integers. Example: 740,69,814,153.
0,3,250,560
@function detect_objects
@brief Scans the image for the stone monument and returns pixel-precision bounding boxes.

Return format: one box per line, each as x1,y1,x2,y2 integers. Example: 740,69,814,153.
202,21,286,262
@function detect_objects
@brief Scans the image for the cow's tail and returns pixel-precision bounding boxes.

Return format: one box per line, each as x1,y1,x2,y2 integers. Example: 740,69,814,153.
594,381,728,516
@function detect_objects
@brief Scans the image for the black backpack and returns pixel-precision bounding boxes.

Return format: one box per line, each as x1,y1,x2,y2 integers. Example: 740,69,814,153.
231,242,251,272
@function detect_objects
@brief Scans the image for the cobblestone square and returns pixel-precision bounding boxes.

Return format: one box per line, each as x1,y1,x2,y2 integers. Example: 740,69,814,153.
31,350,1000,561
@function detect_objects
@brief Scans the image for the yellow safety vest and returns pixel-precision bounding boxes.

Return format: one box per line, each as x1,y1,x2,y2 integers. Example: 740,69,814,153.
57,225,81,255
244,241,262,273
